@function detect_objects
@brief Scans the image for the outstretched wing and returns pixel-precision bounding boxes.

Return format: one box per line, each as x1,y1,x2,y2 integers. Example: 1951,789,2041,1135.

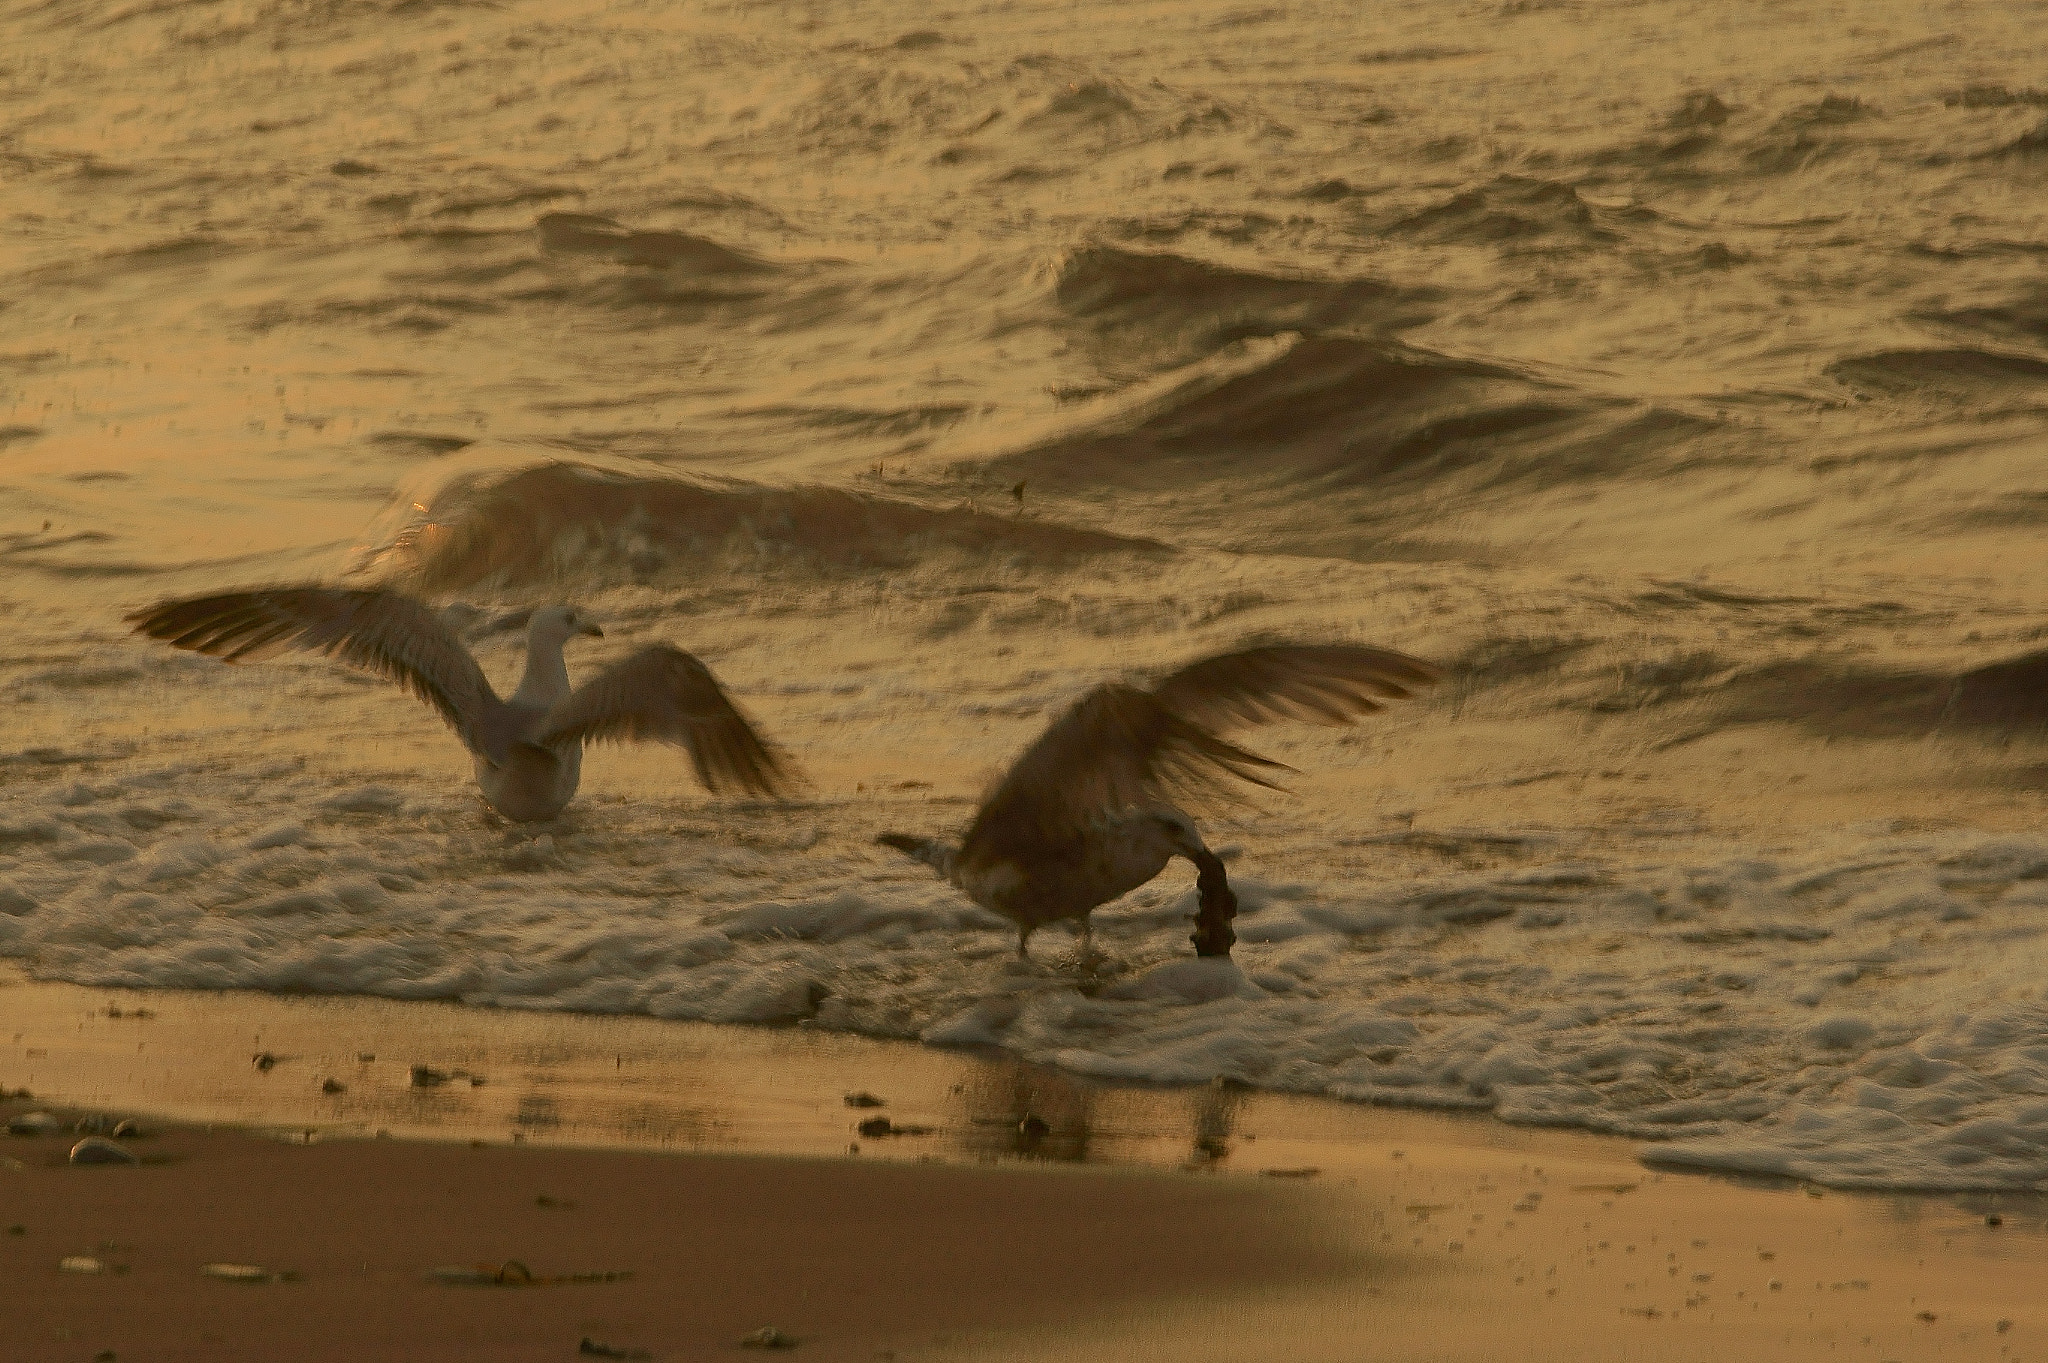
963,643,1442,852
536,645,795,799
1148,644,1442,733
963,684,1288,851
127,587,500,748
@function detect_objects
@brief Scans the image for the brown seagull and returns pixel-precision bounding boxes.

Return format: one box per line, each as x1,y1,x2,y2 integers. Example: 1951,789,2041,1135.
878,643,1439,961
128,587,794,820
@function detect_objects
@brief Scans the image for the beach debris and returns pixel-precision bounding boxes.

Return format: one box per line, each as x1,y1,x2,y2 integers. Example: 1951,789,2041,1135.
855,1116,934,1138
1258,1166,1321,1179
842,1091,886,1108
68,1137,140,1166
321,1078,345,1094
1917,1310,1938,1323
7,1110,61,1136
112,1119,139,1138
103,1005,155,1019
358,1052,376,1062
253,1051,280,1071
427,1260,633,1287
1998,1319,2014,1333
579,1339,652,1360
1986,1213,2003,1226
739,1326,799,1349
1569,1182,1637,1195
60,1255,106,1274
411,1064,450,1086
201,1262,303,1284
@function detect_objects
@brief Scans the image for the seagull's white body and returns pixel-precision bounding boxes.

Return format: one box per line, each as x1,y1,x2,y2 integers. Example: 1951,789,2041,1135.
130,589,792,821
880,645,1440,961
480,612,593,821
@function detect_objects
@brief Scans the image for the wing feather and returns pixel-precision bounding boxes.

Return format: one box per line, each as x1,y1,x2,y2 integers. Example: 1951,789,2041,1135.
536,645,795,799
1149,644,1442,733
963,684,1288,851
963,643,1441,853
127,587,499,748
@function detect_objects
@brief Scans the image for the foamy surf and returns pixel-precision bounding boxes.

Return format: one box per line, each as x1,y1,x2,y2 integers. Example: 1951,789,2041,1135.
5,741,2047,1190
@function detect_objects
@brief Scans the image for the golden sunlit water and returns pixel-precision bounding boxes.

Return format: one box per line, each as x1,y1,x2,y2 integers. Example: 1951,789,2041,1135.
4,0,2048,1193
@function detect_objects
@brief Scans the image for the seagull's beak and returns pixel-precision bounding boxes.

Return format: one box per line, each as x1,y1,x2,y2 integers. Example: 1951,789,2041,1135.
581,622,604,638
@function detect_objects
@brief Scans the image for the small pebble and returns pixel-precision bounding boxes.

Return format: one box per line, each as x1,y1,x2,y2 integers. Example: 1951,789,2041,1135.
1918,1310,1938,1323
740,1325,798,1349
1985,1213,2002,1227
1018,1114,1051,1138
1998,1320,2014,1333
60,1255,106,1274
201,1262,302,1284
321,1078,345,1094
252,1052,278,1071
843,1091,885,1108
7,1110,61,1136
410,1065,449,1087
69,1137,140,1166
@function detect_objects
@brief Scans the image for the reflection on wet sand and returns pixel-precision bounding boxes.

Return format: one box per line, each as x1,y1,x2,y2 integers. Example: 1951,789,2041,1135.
7,972,2044,1363
952,1054,1098,1163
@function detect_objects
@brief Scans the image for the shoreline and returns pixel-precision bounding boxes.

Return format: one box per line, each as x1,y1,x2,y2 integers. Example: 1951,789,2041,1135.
5,975,2045,1360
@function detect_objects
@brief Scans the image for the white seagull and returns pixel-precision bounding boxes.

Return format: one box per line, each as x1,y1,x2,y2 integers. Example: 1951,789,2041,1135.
128,587,794,820
878,643,1439,961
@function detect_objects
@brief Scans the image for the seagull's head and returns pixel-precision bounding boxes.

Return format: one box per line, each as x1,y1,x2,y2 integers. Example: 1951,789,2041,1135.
528,603,605,643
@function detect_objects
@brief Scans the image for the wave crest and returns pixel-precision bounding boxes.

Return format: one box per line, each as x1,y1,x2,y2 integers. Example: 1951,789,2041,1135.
359,460,1166,592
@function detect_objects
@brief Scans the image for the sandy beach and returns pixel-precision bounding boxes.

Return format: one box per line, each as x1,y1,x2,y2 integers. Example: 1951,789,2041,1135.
5,976,2042,1363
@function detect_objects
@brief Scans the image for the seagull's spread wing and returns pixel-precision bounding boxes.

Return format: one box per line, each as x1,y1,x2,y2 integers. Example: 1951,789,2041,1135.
964,684,1287,849
964,644,1441,851
1148,644,1442,733
536,645,794,799
127,587,500,749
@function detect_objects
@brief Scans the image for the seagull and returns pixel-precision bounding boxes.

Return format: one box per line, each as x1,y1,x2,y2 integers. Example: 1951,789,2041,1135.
127,587,794,820
878,643,1440,962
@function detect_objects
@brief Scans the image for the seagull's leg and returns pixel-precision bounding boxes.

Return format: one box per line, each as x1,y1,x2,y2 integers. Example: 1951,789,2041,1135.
1074,914,1107,970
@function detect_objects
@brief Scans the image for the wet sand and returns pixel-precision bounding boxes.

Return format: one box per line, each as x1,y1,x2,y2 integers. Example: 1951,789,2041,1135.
6,1122,1352,1363
4,977,2044,1362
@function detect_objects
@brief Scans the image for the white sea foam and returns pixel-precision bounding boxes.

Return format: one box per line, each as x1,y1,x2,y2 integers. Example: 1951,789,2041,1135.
4,758,2046,1191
